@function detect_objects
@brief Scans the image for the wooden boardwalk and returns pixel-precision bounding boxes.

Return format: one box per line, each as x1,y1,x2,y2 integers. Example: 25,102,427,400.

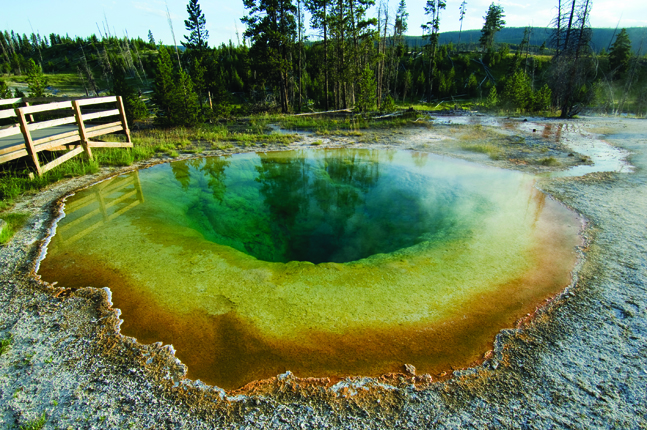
0,96,133,177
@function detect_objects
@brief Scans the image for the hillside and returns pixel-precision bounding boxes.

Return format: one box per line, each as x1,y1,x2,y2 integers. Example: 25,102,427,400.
403,27,647,53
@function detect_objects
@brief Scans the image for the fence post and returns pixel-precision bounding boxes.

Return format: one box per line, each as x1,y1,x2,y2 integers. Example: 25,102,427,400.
16,107,42,177
116,96,132,144
72,100,93,160
23,101,35,123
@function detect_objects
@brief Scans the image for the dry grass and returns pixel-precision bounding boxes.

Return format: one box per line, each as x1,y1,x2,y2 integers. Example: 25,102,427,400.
456,125,503,141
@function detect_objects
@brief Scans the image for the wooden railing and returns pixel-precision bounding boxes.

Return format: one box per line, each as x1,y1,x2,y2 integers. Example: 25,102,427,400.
0,96,132,177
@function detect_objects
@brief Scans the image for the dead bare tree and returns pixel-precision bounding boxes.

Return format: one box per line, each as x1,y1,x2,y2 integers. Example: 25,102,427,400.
80,46,99,95
549,0,595,118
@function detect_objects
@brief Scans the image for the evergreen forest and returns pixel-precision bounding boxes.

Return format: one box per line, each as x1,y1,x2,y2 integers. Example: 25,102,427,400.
1,0,647,124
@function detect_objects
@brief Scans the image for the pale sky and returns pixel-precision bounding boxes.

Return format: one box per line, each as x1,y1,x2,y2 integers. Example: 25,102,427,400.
2,0,646,47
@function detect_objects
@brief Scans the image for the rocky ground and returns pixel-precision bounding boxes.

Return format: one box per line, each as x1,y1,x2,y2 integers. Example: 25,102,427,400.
0,115,645,429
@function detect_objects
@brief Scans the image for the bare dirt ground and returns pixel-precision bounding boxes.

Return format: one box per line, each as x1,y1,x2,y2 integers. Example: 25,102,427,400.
1,115,646,429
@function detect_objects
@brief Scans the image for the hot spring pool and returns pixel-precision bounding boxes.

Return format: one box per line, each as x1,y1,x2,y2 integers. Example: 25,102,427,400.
38,149,582,389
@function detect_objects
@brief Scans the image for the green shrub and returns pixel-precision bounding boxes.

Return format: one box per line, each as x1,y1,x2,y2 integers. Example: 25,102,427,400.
0,336,11,356
538,156,560,166
381,95,396,113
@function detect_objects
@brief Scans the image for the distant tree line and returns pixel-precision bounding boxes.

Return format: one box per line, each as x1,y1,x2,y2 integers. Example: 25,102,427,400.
1,0,646,121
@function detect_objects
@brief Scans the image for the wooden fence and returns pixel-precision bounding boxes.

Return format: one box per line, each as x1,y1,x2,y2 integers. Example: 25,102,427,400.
0,96,132,177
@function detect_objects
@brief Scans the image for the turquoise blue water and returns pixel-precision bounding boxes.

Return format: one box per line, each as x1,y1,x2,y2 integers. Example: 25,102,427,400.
154,150,487,264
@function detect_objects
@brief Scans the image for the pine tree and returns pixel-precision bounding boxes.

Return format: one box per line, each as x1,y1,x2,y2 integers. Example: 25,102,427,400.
231,68,245,92
152,46,201,126
152,46,176,126
501,69,532,111
394,0,408,39
329,0,350,109
242,0,297,113
0,79,12,98
0,32,10,63
422,0,446,100
296,0,305,112
345,0,377,109
25,59,48,97
479,3,505,52
175,69,201,125
183,0,209,51
305,0,331,110
111,60,148,122
466,73,478,97
356,66,376,112
148,30,156,47
609,28,632,76
532,84,552,112
10,53,24,75
485,86,498,109
402,69,412,102
381,94,395,112
391,0,409,101
209,66,233,117
458,1,467,47
416,70,425,97
191,57,207,108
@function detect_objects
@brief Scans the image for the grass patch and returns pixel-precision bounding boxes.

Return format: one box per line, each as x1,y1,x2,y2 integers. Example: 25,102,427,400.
275,113,423,135
226,132,296,145
460,142,503,160
19,412,47,430
457,124,503,141
0,336,12,356
0,213,30,245
5,73,85,97
93,148,136,166
133,123,299,147
538,156,561,166
211,141,234,150
0,155,99,210
394,100,477,111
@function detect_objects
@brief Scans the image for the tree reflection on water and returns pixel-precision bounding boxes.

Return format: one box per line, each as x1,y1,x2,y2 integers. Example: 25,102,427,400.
167,149,475,264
